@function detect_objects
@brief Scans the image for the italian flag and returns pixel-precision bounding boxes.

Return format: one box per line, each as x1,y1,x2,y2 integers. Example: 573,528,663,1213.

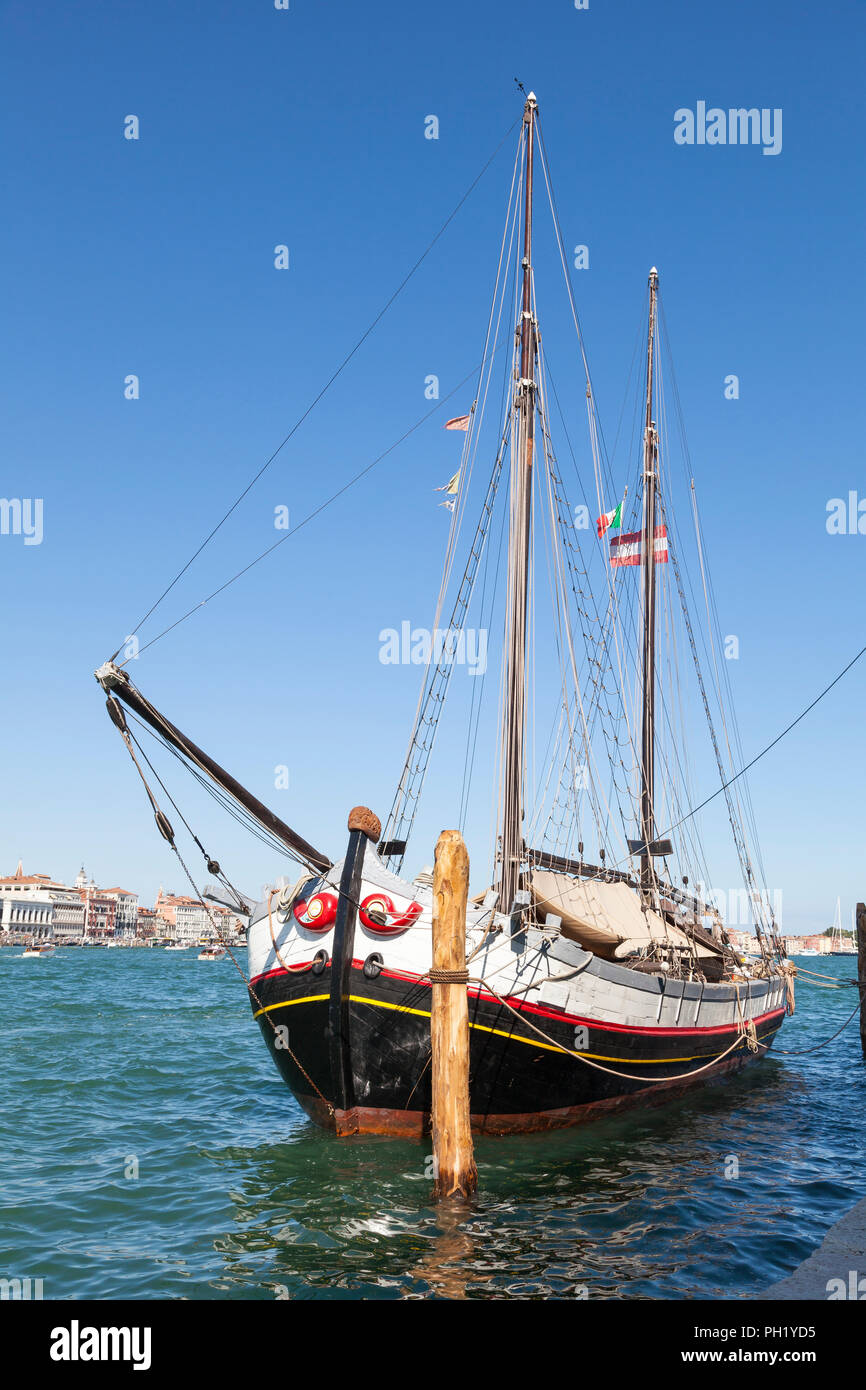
596,500,623,538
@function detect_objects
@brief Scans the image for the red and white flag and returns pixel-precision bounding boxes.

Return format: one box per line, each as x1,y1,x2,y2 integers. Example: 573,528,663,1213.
609,525,669,567
444,415,470,432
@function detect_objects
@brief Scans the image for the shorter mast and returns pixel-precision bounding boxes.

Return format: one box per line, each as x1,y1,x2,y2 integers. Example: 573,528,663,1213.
639,267,660,896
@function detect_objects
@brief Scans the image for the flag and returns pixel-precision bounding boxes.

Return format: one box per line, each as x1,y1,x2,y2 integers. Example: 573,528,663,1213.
444,415,470,432
596,500,624,538
610,525,669,567
436,470,460,496
439,499,455,513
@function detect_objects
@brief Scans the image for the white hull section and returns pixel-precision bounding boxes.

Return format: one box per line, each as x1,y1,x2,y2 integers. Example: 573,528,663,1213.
248,846,788,1032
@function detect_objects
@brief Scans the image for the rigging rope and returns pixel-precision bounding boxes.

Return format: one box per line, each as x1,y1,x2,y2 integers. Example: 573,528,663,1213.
636,637,866,861
107,703,335,1111
120,363,493,665
114,116,521,657
760,997,863,1056
460,973,761,1082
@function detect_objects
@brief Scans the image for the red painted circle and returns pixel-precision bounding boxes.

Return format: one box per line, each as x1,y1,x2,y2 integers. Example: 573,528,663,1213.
293,891,338,932
358,893,422,936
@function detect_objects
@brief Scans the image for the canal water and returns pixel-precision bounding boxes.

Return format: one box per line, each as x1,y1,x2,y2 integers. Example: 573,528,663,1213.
1,949,863,1299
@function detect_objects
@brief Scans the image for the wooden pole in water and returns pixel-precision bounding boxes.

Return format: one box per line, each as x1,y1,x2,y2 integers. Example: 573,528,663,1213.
857,902,866,1058
430,828,477,1200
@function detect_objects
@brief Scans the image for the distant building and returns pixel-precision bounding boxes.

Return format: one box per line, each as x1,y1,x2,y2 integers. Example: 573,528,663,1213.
135,907,160,939
0,863,240,944
0,862,64,937
797,934,830,954
51,893,87,940
727,928,760,956
785,934,832,955
102,888,139,939
154,889,240,943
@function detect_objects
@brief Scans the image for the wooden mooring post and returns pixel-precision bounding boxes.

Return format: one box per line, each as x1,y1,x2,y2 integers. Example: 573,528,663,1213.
857,902,866,1058
430,829,477,1201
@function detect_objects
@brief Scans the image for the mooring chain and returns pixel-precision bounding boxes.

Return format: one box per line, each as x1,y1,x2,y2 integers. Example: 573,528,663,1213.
106,696,335,1114
168,841,334,1115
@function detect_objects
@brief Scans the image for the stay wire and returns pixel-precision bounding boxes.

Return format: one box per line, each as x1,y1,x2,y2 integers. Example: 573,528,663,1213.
608,637,866,872
121,360,498,664
114,116,521,657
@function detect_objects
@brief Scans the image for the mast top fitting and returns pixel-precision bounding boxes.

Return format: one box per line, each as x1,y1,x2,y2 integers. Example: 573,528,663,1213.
94,660,127,692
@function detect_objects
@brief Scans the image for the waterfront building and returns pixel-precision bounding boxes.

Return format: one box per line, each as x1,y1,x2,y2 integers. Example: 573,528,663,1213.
800,934,832,954
154,889,240,943
0,862,63,937
102,888,139,939
135,907,161,939
51,893,87,940
727,928,760,956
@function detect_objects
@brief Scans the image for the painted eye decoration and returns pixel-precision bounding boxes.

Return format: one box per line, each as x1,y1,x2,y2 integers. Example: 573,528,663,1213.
358,893,422,936
293,892,338,932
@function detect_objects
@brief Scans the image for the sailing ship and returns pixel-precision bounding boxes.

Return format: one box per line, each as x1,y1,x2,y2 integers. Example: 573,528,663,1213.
95,92,792,1136
829,899,855,955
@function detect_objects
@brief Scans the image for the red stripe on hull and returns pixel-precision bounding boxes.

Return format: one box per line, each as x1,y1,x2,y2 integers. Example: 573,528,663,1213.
249,958,786,1038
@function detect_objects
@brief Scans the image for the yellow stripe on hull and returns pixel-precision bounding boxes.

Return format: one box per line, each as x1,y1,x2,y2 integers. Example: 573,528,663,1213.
252,991,780,1066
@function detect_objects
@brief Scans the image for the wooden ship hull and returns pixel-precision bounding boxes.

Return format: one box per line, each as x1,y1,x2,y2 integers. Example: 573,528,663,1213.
250,958,785,1137
245,847,788,1138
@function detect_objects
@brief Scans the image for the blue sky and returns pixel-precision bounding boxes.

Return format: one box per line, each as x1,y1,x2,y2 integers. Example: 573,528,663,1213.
1,0,864,932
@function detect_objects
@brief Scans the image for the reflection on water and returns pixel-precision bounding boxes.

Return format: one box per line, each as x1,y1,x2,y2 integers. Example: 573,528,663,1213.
411,1199,485,1300
1,950,864,1298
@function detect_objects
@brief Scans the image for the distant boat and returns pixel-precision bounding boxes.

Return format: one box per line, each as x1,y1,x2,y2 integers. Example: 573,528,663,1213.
793,947,819,958
165,942,189,952
197,945,226,962
829,898,856,955
21,942,54,958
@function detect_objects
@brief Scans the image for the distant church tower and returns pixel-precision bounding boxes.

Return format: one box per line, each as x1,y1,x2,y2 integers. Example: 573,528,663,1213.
75,865,87,891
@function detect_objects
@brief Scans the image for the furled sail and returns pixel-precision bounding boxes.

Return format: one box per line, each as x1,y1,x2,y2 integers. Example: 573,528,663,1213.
530,871,716,960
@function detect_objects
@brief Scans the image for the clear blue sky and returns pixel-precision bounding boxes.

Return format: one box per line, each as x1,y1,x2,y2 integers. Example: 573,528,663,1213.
1,0,864,932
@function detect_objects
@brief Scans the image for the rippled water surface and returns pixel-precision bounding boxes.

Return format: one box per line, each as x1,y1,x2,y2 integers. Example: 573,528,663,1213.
1,948,864,1299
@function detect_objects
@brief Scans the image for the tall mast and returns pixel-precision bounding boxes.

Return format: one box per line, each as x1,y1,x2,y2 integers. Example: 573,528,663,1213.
499,91,537,920
640,267,659,895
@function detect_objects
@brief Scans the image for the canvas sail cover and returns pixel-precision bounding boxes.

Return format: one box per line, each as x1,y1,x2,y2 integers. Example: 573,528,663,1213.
531,870,715,959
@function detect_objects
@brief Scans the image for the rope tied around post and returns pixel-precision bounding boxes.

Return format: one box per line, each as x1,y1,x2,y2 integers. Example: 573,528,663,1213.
428,967,470,984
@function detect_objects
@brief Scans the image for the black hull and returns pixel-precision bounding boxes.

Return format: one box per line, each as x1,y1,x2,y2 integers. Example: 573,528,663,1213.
249,959,785,1136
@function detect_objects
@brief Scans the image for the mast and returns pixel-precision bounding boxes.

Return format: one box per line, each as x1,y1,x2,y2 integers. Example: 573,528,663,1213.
640,267,660,895
499,91,537,920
